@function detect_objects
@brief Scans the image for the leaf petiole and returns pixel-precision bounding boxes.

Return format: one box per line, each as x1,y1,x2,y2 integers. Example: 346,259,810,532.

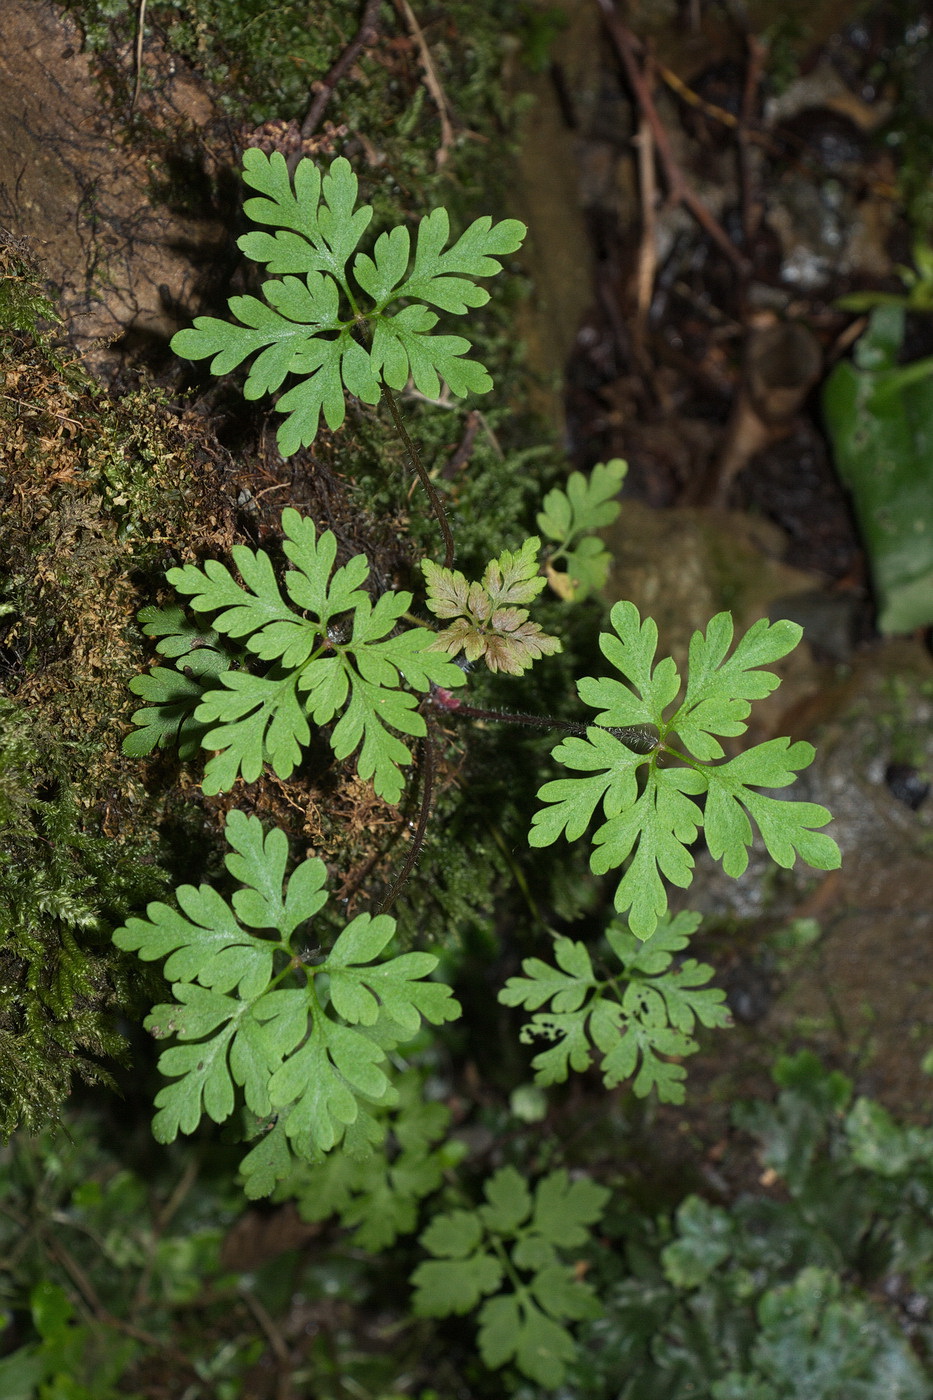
429,691,657,755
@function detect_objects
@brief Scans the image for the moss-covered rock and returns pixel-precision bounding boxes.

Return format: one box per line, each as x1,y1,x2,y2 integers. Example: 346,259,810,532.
0,236,233,1134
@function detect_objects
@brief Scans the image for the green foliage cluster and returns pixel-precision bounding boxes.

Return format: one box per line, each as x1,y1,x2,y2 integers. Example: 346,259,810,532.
126,502,837,924
0,127,853,1397
0,700,166,1138
0,1114,272,1399
530,605,840,938
67,0,531,229
124,506,467,802
412,1166,609,1388
171,151,525,455
0,245,237,1138
0,1282,135,1400
104,148,848,1395
277,1068,465,1245
0,235,59,334
5,1054,933,1397
499,911,731,1103
568,1052,933,1400
114,810,459,1193
537,457,626,601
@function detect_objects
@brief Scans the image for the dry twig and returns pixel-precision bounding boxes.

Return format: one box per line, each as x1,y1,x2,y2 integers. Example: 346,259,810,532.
393,0,457,168
239,1286,294,1400
632,113,657,347
131,0,147,112
300,0,382,139
594,0,749,276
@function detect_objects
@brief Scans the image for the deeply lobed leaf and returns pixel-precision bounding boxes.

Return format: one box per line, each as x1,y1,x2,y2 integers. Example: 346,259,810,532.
423,540,561,675
499,912,729,1101
172,151,525,452
114,811,461,1180
531,603,840,936
538,459,627,600
129,509,466,801
412,1167,607,1386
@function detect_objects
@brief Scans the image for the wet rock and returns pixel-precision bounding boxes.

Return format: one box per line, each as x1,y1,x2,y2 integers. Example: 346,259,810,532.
769,588,865,665
602,501,819,669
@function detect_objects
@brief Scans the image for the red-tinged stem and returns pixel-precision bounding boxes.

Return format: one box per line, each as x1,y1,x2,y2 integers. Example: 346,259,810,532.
430,689,657,754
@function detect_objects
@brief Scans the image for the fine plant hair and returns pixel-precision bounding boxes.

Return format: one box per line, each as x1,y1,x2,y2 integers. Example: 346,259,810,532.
116,151,841,1389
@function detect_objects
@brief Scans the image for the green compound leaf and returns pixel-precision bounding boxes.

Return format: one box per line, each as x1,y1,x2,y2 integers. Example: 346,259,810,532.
195,667,309,795
240,1112,295,1199
531,602,840,937
670,612,804,762
113,811,460,1174
123,606,235,760
171,151,525,453
135,602,225,662
714,1266,931,1400
538,458,627,601
530,1169,611,1248
355,205,526,312
129,508,465,800
703,739,844,878
412,1166,608,1388
422,537,561,675
661,1194,735,1289
279,1069,460,1243
122,666,213,761
370,306,490,400
499,912,730,1103
238,150,373,279
479,1294,579,1388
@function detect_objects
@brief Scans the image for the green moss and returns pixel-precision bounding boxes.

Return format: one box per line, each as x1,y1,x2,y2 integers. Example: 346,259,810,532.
0,253,234,1136
0,699,167,1137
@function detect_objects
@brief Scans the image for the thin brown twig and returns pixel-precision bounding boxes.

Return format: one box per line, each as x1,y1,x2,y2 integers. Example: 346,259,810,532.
131,0,147,112
393,0,456,168
300,0,382,140
130,1157,200,1321
658,61,740,129
239,1287,294,1400
658,60,779,154
594,0,750,276
0,393,82,427
40,1229,199,1374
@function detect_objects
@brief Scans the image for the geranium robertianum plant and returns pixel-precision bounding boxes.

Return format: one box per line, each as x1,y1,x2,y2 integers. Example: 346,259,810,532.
116,150,841,1391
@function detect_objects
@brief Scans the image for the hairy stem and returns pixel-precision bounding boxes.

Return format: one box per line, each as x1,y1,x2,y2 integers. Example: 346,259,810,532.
432,692,657,754
381,381,456,568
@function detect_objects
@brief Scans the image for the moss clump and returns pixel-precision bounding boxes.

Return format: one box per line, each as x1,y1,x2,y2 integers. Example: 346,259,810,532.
0,700,166,1137
0,240,232,1136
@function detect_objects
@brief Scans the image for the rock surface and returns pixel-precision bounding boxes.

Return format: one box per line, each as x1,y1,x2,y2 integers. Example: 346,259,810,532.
0,0,231,367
